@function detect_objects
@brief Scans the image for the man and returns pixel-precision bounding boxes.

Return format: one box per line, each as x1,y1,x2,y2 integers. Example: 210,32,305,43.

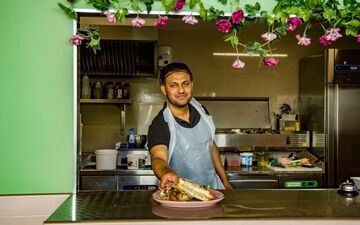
147,62,232,189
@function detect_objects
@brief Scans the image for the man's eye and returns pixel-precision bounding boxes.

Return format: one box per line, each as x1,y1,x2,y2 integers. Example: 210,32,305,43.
170,84,176,88
183,82,190,87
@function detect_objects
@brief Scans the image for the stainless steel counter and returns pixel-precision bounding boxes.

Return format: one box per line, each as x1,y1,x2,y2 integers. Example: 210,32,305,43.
45,189,360,224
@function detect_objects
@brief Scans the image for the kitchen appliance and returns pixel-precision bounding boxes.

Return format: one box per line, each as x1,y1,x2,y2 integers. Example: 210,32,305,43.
299,48,360,188
117,149,151,167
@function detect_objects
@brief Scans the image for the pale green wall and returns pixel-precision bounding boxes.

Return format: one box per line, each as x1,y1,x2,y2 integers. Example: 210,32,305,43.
0,0,74,194
0,0,276,194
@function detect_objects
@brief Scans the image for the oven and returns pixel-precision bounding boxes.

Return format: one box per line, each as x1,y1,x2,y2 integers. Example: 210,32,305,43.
228,173,278,189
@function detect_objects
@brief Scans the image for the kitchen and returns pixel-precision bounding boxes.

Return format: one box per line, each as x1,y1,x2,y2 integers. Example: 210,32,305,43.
0,0,360,225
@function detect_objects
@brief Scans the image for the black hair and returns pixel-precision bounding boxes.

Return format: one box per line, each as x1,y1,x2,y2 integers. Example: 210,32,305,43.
159,62,193,85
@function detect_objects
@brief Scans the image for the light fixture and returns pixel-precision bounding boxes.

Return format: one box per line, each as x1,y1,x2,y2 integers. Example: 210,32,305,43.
213,52,288,57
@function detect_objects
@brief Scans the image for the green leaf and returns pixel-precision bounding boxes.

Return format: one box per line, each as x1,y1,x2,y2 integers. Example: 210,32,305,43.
218,0,227,4
86,0,112,12
57,2,78,20
224,33,239,48
162,0,177,13
144,0,154,14
131,0,141,12
115,8,128,23
345,27,358,36
189,0,198,9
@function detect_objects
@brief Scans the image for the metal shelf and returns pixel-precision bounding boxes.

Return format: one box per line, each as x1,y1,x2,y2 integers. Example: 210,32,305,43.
80,99,132,104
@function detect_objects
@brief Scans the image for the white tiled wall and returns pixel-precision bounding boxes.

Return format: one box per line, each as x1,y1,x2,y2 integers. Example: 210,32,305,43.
0,194,69,225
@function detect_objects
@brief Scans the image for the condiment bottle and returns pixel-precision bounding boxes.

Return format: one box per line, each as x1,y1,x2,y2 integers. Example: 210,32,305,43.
81,74,90,99
95,80,102,99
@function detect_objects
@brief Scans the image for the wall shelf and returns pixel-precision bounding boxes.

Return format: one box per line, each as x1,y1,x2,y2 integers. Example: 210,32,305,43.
80,99,132,104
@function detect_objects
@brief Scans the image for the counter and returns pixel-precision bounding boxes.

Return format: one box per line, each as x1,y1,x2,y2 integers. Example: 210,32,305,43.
45,189,360,225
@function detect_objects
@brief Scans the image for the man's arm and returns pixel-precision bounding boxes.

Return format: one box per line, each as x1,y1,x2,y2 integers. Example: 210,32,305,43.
210,141,233,189
150,144,179,189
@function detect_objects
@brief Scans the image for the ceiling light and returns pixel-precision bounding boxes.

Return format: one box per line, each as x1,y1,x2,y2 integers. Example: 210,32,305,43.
213,52,288,57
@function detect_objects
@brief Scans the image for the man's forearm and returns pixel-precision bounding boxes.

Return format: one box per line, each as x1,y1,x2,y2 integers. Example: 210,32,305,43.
151,157,175,179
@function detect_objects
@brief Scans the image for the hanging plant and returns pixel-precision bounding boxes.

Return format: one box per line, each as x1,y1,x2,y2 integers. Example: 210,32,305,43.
58,0,360,68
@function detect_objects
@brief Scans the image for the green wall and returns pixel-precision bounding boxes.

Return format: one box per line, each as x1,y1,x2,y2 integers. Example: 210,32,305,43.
0,0,74,194
0,0,276,195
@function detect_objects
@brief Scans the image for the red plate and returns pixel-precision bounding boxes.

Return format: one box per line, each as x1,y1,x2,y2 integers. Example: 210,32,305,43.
152,189,224,208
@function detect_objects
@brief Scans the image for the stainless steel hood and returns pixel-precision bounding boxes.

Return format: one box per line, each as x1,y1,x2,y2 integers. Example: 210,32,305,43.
80,40,157,77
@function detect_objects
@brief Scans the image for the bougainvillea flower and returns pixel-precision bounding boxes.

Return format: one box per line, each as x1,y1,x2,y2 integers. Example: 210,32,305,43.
216,19,232,33
232,59,245,68
263,57,279,67
325,28,342,41
310,20,318,27
175,0,186,11
261,32,277,42
67,0,74,3
231,10,244,25
69,34,84,46
154,16,169,27
182,15,198,25
319,36,332,46
104,11,118,23
357,34,360,43
295,34,311,46
286,17,302,31
131,17,146,28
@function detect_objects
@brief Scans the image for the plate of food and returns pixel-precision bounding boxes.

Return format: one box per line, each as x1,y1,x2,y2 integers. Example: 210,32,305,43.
152,178,224,208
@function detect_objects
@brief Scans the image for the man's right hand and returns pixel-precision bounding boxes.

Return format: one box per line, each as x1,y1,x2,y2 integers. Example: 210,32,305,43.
160,171,179,189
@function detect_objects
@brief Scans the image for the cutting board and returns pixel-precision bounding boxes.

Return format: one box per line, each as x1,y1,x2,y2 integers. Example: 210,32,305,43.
267,166,323,172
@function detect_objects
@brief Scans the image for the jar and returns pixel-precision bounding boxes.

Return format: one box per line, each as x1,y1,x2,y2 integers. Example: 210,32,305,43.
94,80,103,99
256,152,269,167
106,82,114,99
240,153,253,167
115,82,123,99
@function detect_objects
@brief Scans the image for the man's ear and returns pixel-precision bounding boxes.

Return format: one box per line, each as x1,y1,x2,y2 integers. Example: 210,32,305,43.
160,85,166,96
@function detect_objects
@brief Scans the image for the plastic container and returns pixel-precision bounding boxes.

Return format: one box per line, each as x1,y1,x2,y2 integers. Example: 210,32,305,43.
225,155,240,167
256,152,269,167
126,154,146,169
95,149,118,170
128,128,136,149
240,153,253,167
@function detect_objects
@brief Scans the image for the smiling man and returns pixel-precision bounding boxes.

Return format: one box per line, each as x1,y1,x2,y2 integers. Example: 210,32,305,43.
147,62,232,190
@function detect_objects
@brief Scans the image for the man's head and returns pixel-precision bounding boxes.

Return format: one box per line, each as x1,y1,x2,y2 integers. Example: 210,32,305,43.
159,63,193,108
159,63,193,85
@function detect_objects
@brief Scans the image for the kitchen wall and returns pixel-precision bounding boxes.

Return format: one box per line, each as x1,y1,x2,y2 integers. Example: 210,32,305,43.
80,19,358,153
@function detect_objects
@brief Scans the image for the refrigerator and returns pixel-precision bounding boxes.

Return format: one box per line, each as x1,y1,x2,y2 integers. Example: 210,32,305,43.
299,48,360,188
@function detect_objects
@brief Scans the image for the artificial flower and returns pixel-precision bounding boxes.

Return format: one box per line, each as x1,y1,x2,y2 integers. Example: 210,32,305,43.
104,11,118,23
154,16,169,27
231,10,244,25
216,19,232,33
286,17,302,31
295,34,311,46
357,34,360,43
325,28,342,41
175,0,186,11
182,15,198,25
319,36,332,46
261,32,277,42
232,59,245,68
263,57,279,67
69,34,84,46
131,17,146,28
67,0,74,3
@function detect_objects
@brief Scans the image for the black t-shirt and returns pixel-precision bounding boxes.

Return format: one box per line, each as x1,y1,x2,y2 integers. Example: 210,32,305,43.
147,102,210,150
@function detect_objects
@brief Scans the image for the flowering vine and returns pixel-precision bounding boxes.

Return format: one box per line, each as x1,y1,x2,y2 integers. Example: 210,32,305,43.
58,0,360,68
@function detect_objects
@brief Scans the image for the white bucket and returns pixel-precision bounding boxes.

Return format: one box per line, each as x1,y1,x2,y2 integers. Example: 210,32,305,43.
126,154,146,170
95,149,118,170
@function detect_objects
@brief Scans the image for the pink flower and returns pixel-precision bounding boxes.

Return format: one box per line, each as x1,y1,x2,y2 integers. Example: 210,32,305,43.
69,34,84,46
131,17,145,28
325,28,342,41
175,0,186,11
216,19,232,33
104,11,118,23
67,0,74,3
182,15,198,25
310,20,318,27
231,10,244,25
232,59,245,68
261,32,277,42
286,17,302,31
154,16,168,27
319,36,332,46
357,34,360,43
263,57,279,67
295,34,311,46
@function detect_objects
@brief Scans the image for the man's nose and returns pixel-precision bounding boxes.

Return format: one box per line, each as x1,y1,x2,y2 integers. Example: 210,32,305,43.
177,85,185,93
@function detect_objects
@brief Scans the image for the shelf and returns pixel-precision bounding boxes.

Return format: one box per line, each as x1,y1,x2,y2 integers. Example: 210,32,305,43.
80,99,132,104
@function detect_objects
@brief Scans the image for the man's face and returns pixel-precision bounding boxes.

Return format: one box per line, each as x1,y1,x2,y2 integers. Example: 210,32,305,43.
161,71,193,108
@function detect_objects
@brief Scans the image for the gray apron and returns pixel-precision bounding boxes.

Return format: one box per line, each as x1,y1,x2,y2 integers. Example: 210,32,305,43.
163,98,224,189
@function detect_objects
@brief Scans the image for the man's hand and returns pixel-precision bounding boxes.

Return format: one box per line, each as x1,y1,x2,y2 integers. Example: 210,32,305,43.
160,171,179,189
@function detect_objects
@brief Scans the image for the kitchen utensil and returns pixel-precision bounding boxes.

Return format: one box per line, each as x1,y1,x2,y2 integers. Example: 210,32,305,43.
337,180,358,197
135,135,147,148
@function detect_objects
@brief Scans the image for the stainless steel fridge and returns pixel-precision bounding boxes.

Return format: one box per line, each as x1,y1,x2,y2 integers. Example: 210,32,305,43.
299,48,360,188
